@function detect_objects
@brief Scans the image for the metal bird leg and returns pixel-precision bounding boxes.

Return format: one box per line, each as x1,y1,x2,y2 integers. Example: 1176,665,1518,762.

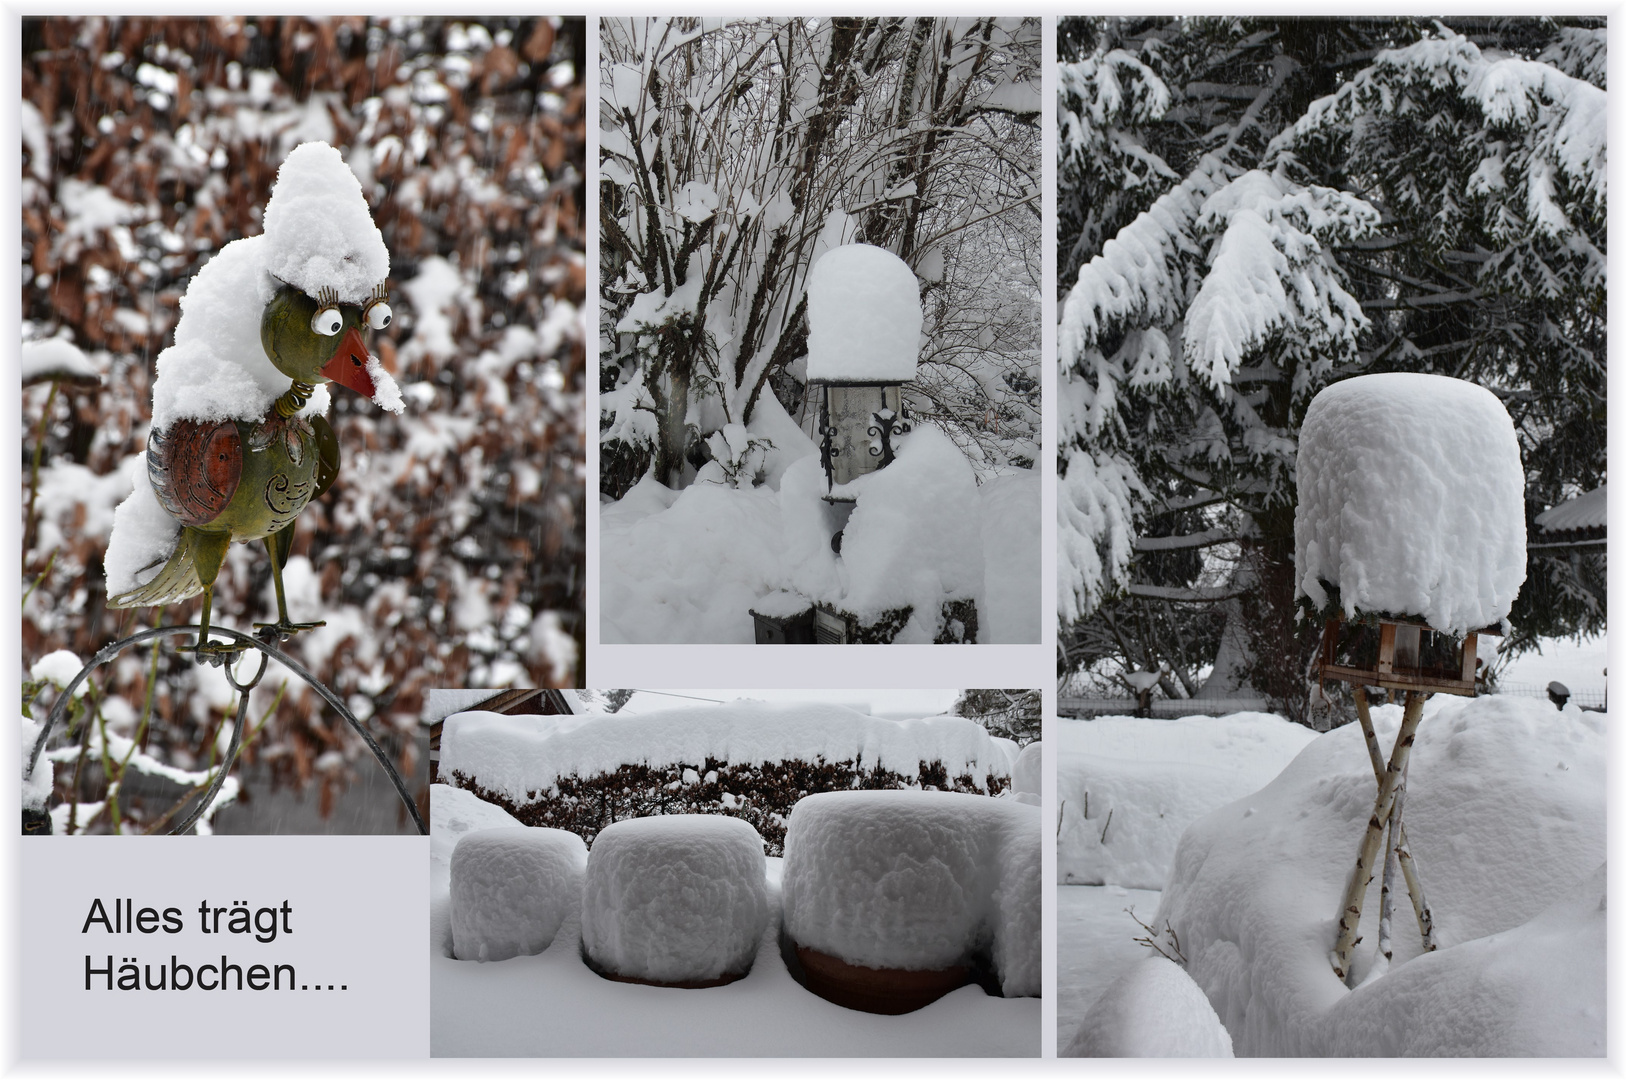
173,531,245,665
253,523,325,642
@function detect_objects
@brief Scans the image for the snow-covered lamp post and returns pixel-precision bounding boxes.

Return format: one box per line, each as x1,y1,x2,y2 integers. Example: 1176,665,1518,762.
805,244,919,496
1295,373,1526,984
751,243,946,645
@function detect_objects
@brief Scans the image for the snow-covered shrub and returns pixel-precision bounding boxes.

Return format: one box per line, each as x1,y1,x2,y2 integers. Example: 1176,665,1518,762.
581,815,768,985
1155,694,1604,1055
780,790,1039,996
440,703,1015,855
1296,373,1526,635
450,826,587,963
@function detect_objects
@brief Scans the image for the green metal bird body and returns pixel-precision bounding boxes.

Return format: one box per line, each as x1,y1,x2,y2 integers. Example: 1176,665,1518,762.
108,285,387,656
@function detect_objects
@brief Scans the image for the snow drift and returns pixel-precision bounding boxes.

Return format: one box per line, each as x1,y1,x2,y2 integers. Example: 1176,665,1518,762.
1154,694,1604,1055
1056,714,1317,890
1065,956,1234,1057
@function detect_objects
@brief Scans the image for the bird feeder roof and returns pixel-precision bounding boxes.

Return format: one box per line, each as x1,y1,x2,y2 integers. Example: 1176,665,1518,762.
1294,373,1526,636
805,244,921,385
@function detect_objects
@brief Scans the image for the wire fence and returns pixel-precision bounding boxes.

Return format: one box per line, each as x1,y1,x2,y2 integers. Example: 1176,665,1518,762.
1059,684,1606,718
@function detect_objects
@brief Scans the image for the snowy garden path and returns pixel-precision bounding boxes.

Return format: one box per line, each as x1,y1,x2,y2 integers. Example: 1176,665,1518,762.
431,860,1039,1056
1055,884,1160,1053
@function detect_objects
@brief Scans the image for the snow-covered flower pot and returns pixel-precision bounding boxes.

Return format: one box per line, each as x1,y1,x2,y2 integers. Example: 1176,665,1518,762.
450,827,587,962
1295,372,1525,695
580,814,769,988
781,790,1040,1013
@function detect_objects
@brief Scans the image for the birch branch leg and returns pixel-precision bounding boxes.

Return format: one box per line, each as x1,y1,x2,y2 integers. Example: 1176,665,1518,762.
1331,689,1427,983
1392,760,1437,951
1378,803,1399,963
1354,685,1436,950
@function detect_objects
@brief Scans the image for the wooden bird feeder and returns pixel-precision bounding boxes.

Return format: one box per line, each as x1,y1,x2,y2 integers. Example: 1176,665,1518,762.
1316,615,1496,698
1295,372,1529,987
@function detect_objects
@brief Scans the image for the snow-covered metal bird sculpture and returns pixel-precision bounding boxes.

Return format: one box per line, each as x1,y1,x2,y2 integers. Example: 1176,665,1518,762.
105,142,404,661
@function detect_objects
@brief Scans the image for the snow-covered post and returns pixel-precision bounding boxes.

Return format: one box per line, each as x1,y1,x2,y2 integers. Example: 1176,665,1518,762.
1295,372,1525,982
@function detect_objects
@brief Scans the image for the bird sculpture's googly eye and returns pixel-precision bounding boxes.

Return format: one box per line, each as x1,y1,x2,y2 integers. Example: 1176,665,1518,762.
311,306,343,337
365,301,392,330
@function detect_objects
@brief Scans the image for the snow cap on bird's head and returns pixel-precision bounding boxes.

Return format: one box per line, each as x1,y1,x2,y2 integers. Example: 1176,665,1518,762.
262,142,389,304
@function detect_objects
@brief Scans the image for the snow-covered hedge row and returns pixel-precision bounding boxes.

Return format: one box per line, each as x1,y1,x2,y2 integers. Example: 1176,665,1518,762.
441,704,1017,855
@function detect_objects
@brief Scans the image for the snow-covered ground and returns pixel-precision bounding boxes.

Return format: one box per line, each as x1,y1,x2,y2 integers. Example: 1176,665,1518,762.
1058,696,1605,1056
430,785,1039,1056
1055,883,1161,1053
1056,713,1316,889
1498,633,1608,702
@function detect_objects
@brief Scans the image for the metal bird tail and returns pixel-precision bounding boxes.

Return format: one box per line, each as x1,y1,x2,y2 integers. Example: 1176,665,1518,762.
107,526,212,609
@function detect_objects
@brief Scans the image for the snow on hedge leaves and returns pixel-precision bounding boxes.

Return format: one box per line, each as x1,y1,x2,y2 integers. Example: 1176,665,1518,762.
440,701,1016,805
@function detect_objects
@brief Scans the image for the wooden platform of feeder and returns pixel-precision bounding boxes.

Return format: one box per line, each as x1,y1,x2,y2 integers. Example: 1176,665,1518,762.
1316,616,1486,698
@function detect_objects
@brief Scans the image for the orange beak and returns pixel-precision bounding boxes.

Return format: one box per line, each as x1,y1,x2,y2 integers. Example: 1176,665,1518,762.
319,325,377,399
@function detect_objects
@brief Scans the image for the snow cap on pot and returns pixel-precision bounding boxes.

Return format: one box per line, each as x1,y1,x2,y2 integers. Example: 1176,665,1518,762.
805,244,921,490
1295,372,1525,695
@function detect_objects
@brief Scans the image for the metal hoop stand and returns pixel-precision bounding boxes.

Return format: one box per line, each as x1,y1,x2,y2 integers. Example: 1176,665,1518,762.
25,625,428,836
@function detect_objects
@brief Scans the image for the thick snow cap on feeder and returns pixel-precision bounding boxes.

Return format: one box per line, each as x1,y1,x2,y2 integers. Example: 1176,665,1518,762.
1295,373,1525,636
805,244,921,384
262,142,389,303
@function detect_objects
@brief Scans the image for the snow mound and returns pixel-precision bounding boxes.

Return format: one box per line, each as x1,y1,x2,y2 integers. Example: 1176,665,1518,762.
21,338,100,384
21,717,52,812
1155,694,1604,1055
152,238,296,429
30,650,89,697
780,791,1040,996
430,783,524,887
440,701,1016,805
262,142,389,303
805,244,920,384
102,457,181,597
1056,714,1316,889
978,469,1041,643
1011,740,1041,801
1295,373,1526,634
581,814,768,984
451,827,587,963
837,425,984,623
1064,957,1234,1057
599,480,785,643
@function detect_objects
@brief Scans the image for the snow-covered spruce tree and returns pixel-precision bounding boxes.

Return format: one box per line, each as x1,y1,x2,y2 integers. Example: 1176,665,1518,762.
952,688,1041,746
1057,17,1606,719
600,17,1040,495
